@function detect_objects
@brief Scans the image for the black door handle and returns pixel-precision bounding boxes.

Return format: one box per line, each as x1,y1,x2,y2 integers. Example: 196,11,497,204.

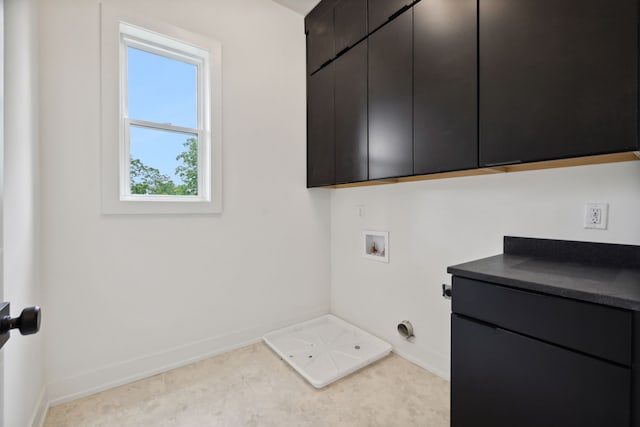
0,303,41,350
1,306,41,335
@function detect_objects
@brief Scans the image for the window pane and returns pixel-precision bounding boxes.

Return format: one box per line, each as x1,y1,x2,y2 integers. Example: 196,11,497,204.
127,47,197,129
129,125,198,196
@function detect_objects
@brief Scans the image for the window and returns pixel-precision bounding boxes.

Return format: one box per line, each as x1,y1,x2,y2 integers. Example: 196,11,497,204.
101,9,221,214
120,23,208,201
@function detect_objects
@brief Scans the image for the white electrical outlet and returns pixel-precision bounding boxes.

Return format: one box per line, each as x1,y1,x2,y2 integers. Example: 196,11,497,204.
584,203,609,230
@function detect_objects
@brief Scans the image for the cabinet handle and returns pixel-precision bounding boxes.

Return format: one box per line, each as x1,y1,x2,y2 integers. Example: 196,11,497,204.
483,160,522,167
388,5,411,21
336,46,350,57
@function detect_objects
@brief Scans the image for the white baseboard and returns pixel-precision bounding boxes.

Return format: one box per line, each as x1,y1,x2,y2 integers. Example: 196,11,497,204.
392,347,450,382
45,306,329,408
28,385,48,427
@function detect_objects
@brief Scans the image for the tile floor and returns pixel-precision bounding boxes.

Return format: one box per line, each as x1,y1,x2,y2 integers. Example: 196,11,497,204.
44,342,450,426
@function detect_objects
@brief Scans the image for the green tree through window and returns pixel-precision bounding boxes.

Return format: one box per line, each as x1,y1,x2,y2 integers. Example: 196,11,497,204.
130,137,198,196
175,137,198,195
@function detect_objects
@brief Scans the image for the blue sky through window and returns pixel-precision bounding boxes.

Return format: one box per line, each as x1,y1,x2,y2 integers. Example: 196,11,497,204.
127,47,197,183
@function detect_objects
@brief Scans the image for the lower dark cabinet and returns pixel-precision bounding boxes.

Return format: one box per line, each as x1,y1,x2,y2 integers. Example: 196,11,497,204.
452,314,630,427
307,63,335,187
368,10,413,180
335,40,368,184
448,237,640,427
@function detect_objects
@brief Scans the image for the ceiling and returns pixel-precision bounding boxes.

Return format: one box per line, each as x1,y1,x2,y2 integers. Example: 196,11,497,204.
271,0,321,15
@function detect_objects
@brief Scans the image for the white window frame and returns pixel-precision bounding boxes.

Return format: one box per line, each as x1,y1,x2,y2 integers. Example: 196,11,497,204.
120,23,210,203
101,5,222,214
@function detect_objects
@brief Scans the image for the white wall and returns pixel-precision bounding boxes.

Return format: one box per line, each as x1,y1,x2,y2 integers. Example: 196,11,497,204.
4,0,46,425
331,161,640,378
39,0,330,404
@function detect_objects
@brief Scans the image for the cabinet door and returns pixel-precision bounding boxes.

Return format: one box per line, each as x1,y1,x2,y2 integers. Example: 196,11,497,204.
479,0,638,166
307,63,335,187
335,41,368,184
368,11,413,180
452,276,632,366
368,0,412,33
306,5,334,75
451,314,630,427
334,0,367,55
413,0,477,174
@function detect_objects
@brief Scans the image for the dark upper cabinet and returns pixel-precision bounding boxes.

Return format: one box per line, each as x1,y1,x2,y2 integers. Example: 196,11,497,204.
335,41,368,184
479,0,639,167
334,0,367,56
368,11,413,180
413,0,477,175
306,0,367,75
306,3,335,75
368,0,413,33
307,63,335,187
307,0,640,187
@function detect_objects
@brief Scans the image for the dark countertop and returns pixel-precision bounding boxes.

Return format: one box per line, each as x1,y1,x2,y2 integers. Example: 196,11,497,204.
447,237,640,311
